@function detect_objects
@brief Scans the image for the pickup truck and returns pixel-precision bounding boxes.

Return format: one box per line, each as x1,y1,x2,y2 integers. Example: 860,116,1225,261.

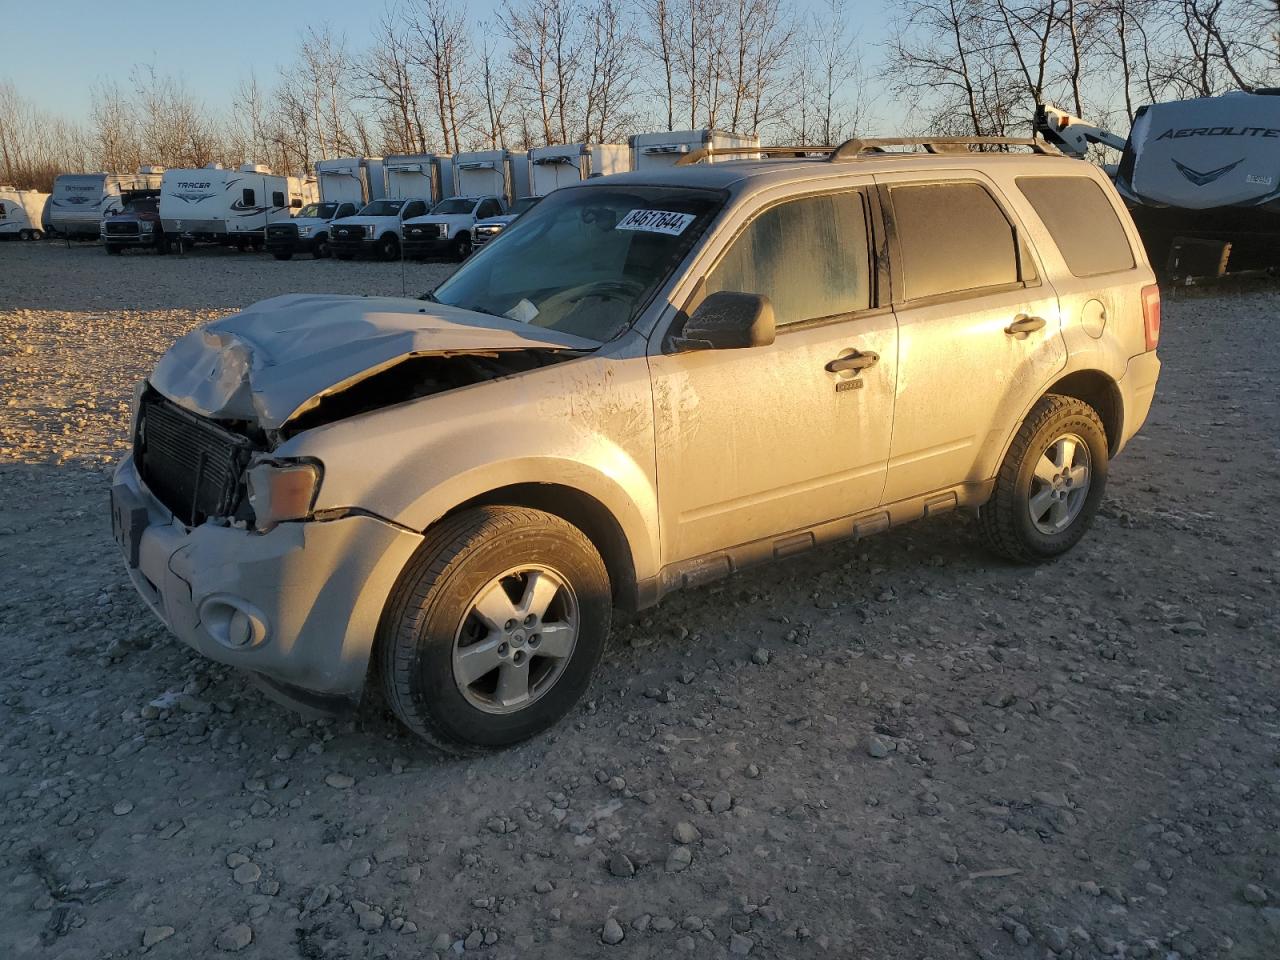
470,196,541,250
265,201,359,260
101,193,166,255
328,198,431,261
402,195,507,260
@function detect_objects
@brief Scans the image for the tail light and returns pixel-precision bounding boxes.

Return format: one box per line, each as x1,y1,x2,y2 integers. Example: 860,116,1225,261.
1141,284,1160,351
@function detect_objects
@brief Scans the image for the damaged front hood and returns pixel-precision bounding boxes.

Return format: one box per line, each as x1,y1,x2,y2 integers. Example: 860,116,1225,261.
150,294,597,429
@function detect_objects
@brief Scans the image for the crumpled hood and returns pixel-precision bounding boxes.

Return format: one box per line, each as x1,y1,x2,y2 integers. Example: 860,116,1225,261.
149,294,597,429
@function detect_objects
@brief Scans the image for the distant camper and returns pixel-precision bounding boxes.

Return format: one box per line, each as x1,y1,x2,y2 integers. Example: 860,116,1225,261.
0,186,50,240
159,164,312,248
630,130,761,170
315,157,387,207
528,143,630,196
49,167,164,239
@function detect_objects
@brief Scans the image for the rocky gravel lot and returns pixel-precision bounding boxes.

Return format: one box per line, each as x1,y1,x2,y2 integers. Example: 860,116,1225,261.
1,241,1278,960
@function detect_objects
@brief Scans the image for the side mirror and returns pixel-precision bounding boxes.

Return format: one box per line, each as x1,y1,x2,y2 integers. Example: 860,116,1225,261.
674,291,776,351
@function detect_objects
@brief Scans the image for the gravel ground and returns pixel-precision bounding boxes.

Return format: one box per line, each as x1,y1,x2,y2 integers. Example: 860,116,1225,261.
1,241,1278,960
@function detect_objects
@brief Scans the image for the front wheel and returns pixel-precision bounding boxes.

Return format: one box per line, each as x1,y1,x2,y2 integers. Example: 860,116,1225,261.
378,234,400,261
979,395,1109,562
379,506,611,754
313,234,329,258
452,232,472,261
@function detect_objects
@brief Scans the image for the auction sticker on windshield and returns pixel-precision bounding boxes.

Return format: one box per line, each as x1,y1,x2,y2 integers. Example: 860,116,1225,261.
617,209,696,235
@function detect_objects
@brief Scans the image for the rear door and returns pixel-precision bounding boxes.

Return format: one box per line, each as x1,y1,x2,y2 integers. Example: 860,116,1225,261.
874,172,1065,502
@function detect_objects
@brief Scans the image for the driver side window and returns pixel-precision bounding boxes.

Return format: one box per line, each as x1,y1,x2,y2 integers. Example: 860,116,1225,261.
705,192,871,327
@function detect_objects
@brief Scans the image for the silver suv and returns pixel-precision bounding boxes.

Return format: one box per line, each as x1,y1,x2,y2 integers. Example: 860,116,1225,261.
111,137,1161,752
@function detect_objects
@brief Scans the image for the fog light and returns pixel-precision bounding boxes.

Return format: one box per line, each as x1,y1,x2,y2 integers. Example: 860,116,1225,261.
199,596,268,649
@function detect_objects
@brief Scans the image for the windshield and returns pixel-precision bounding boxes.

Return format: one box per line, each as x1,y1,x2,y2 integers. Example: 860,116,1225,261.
510,197,539,216
431,198,477,215
358,199,404,217
297,202,338,219
121,198,158,215
429,185,723,341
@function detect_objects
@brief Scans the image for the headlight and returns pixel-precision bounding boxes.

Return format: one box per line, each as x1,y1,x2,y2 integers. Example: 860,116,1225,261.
246,459,321,530
435,223,449,238
140,221,154,232
363,224,375,238
298,225,312,236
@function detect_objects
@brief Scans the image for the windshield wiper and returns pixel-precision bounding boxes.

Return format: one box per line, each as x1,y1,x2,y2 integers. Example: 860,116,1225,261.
418,290,439,303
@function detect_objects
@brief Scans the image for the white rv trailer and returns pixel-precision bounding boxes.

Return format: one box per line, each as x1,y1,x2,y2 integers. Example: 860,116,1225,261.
0,186,50,240
383,154,446,204
49,167,164,238
315,157,387,207
527,143,630,196
452,150,519,205
629,129,760,170
159,163,309,246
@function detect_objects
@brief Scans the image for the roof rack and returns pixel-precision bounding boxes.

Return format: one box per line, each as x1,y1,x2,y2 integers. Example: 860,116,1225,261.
829,136,1060,159
674,145,835,166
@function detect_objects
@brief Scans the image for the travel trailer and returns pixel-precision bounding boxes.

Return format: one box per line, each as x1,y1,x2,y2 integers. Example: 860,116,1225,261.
1037,92,1280,279
384,154,447,204
453,150,519,205
48,167,164,238
0,186,50,240
315,157,387,207
159,164,310,247
630,129,760,170
527,143,630,195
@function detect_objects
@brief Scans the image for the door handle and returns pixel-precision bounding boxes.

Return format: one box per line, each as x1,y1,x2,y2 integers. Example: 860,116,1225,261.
1005,314,1046,337
826,350,879,374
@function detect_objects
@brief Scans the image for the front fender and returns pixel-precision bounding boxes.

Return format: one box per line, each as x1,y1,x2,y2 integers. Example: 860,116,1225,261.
279,354,661,582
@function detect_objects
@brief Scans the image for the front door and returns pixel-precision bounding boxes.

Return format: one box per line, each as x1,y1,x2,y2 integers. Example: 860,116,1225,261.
874,174,1066,502
649,188,898,565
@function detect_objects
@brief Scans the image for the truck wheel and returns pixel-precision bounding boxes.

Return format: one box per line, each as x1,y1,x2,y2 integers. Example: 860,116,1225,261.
314,234,329,258
452,232,472,261
154,235,167,255
272,251,293,261
30,229,43,241
18,229,30,241
104,243,122,255
379,506,611,754
378,234,400,261
978,395,1109,562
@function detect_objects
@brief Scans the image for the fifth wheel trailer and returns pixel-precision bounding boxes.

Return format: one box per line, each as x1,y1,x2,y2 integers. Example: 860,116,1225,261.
629,129,760,170
159,164,310,247
0,186,50,240
1036,91,1280,279
315,157,387,207
49,167,164,238
527,143,630,196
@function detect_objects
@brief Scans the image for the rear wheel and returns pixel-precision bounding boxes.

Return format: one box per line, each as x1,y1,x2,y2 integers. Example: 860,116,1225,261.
17,229,30,241
979,395,1109,562
30,229,43,241
379,506,611,753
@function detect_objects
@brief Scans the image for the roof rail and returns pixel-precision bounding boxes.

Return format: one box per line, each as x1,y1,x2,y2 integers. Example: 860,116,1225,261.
674,145,835,166
829,136,1060,160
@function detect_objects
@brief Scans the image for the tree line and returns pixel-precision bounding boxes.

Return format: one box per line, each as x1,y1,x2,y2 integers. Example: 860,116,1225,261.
1,0,1276,191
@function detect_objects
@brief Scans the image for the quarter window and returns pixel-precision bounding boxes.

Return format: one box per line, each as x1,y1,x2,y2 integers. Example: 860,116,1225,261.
705,192,871,326
890,182,1027,301
1017,176,1135,277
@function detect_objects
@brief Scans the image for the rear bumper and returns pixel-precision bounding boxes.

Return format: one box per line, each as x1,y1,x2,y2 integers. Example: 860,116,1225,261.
112,454,423,701
1116,350,1161,453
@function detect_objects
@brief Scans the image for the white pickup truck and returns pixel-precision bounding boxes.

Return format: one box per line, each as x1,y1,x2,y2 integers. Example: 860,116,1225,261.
327,198,432,261
401,195,507,260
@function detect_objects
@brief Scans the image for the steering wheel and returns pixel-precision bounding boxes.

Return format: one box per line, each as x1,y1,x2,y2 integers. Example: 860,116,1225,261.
532,279,646,326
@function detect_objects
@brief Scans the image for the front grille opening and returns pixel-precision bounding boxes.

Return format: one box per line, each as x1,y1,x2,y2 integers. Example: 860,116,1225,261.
135,390,258,527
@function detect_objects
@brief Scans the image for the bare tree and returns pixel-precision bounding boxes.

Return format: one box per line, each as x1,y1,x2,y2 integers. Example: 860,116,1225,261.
581,0,640,141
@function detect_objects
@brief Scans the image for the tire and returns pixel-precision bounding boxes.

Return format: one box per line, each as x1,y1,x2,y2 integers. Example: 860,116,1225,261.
18,230,30,241
272,251,293,261
378,233,400,261
379,506,611,754
30,229,43,241
154,235,167,255
452,232,472,261
978,394,1109,563
314,234,329,258
104,243,121,255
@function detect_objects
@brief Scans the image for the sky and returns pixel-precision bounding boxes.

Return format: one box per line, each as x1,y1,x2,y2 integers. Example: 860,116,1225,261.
3,0,885,126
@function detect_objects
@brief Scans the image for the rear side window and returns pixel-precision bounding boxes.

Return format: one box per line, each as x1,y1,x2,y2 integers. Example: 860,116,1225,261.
706,192,870,326
242,188,256,206
889,182,1027,301
272,191,285,208
1017,176,1135,277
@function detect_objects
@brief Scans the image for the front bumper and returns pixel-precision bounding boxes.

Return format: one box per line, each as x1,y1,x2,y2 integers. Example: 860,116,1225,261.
112,454,423,702
101,232,158,246
1115,350,1161,454
329,236,380,257
402,236,453,257
265,235,320,255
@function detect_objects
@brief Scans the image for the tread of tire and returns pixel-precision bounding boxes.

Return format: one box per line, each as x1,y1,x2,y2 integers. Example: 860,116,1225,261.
378,506,587,755
978,394,1105,563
